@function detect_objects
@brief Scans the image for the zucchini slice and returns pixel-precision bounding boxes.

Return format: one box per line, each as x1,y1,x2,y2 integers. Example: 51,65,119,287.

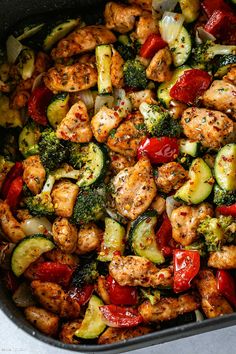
96,45,113,95
179,0,200,23
97,218,125,262
213,55,236,78
47,93,70,129
75,295,106,339
128,211,165,264
174,158,214,204
214,144,236,191
169,27,192,67
18,122,40,158
179,139,201,158
16,23,45,41
11,235,55,277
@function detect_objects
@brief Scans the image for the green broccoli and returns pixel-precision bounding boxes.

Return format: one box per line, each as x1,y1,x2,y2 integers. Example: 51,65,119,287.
185,239,207,257
115,35,137,61
123,59,148,89
213,184,236,206
68,143,84,169
140,102,182,137
71,260,99,288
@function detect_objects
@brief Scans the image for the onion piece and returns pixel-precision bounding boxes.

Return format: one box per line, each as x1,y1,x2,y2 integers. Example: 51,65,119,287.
94,95,114,114
13,282,36,308
166,195,181,219
21,217,52,236
32,72,45,92
152,0,178,15
114,88,132,118
6,35,23,64
159,12,185,44
196,27,216,43
77,90,94,110
0,243,15,270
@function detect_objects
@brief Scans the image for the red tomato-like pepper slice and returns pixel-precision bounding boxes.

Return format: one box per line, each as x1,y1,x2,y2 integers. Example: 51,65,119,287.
106,275,138,306
170,69,212,105
202,0,231,18
140,34,167,59
216,204,236,217
204,9,236,43
99,305,143,328
34,262,74,287
173,250,200,293
28,86,53,126
5,176,23,209
216,270,236,308
137,137,179,164
1,162,23,199
69,284,94,305
156,214,177,257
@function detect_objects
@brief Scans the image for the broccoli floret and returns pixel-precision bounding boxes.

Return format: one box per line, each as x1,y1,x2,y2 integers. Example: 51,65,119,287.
39,128,68,172
115,35,137,61
185,239,207,257
213,184,236,206
123,59,148,89
71,260,99,288
68,143,84,169
140,102,182,137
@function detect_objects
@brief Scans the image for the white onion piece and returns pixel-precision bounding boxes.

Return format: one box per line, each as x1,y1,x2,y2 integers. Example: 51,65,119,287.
152,0,178,14
159,12,185,44
197,27,216,43
94,95,114,114
13,282,36,308
195,310,204,322
6,35,23,64
21,217,52,236
77,90,94,110
114,88,132,118
32,72,45,92
166,196,181,219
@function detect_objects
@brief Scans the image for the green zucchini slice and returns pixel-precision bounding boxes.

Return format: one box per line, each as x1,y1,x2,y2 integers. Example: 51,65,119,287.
18,122,41,158
179,139,201,158
214,143,236,191
47,92,70,129
169,27,192,67
213,55,236,78
96,45,113,95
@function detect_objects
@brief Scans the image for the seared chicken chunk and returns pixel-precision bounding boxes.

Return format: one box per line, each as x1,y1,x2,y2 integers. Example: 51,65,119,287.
146,48,172,82
139,293,199,323
113,157,157,220
98,326,152,344
44,63,97,93
127,0,152,11
170,203,213,246
23,155,46,195
151,195,166,215
96,276,110,304
59,321,81,344
111,48,124,88
135,14,159,44
52,217,78,254
208,245,236,269
56,101,93,143
45,249,79,267
155,162,187,194
109,256,173,288
223,66,236,86
195,270,233,318
181,108,233,149
104,2,142,34
76,222,103,255
128,89,156,109
24,306,59,336
109,151,135,174
51,25,116,59
51,180,79,218
0,201,25,243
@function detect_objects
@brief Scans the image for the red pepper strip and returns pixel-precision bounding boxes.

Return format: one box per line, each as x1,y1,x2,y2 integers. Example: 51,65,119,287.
204,10,236,44
5,176,23,209
1,162,23,199
170,69,212,105
99,305,143,328
33,262,74,287
138,137,179,165
216,204,236,218
202,0,231,18
140,33,167,59
106,275,138,306
69,284,94,305
28,86,53,126
216,270,236,308
173,250,200,293
156,214,176,257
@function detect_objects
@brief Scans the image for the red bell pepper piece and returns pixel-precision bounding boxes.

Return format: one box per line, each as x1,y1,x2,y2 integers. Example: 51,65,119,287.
138,137,179,164
106,275,138,306
216,270,236,308
140,33,167,59
170,69,212,105
156,214,176,257
202,0,231,18
173,250,200,293
5,176,23,209
99,305,143,328
216,204,236,218
204,10,230,36
1,162,23,199
69,284,94,305
33,262,74,287
28,86,53,126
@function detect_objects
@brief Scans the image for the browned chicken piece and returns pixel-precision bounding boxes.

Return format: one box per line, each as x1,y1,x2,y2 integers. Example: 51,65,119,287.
51,25,116,59
223,66,236,86
127,0,152,11
169,100,188,119
59,321,81,344
24,306,59,336
128,89,156,109
77,53,96,65
51,180,79,218
151,195,166,215
195,270,233,318
155,162,188,194
113,157,157,220
135,14,159,44
52,217,78,254
11,90,30,109
23,155,46,195
146,48,172,82
56,101,93,143
181,108,234,149
107,112,146,157
45,248,79,267
139,293,199,323
171,203,213,246
0,162,13,190
91,106,123,143
111,48,124,88
104,2,142,34
16,209,32,222
0,201,25,243
109,256,173,288
202,80,236,120
96,276,110,304
109,151,135,174
208,245,236,269
31,281,80,319
76,222,103,255
98,326,153,344
44,63,97,93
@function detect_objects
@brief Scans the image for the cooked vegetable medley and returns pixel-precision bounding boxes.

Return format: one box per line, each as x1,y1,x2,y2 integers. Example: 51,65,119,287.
0,0,236,345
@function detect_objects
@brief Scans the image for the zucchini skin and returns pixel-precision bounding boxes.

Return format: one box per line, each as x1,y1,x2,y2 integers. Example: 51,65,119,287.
214,143,236,192
96,45,113,95
47,92,70,129
213,55,236,78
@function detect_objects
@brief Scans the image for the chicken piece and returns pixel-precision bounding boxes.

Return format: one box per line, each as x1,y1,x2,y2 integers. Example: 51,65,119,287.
169,100,188,119
23,155,46,195
45,249,79,267
77,53,96,65
111,48,124,88
135,14,159,44
202,80,236,120
170,203,213,246
56,101,93,143
109,151,135,174
151,195,166,215
59,320,81,344
104,2,142,34
208,245,236,269
223,66,236,86
16,209,32,222
52,217,78,254
24,306,59,336
181,108,233,149
98,326,152,344
51,180,79,218
51,25,116,59
195,270,233,318
109,256,173,288
146,48,172,82
107,113,146,157
96,276,110,304
113,157,157,220
76,222,103,255
139,293,199,323
44,63,97,93
91,106,123,143
155,162,187,194
0,201,25,243
11,90,31,109
128,90,156,109
127,0,152,11
31,281,80,319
